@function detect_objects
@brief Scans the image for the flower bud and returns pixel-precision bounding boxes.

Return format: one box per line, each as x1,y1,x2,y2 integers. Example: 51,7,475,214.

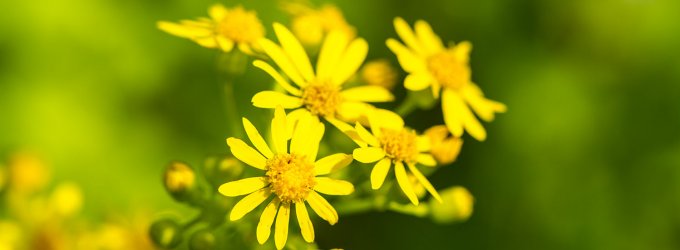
149,218,183,248
429,186,474,223
164,161,196,202
424,125,463,165
361,59,397,90
189,229,216,250
203,156,243,187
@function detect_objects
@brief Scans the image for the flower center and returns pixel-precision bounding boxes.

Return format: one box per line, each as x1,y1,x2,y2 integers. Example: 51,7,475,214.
216,7,265,43
379,128,419,164
301,81,342,117
426,52,470,90
265,153,316,203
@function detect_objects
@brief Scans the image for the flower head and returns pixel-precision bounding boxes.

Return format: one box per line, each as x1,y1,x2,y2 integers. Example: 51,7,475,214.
351,111,441,205
424,125,463,165
282,2,356,46
361,59,398,90
387,17,506,141
252,23,394,130
219,107,354,249
158,4,265,54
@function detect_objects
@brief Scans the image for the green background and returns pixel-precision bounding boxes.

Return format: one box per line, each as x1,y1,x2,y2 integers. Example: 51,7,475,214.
1,0,680,249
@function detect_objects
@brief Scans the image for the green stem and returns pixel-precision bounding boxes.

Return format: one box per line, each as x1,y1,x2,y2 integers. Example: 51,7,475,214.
395,92,419,116
223,79,243,138
334,198,379,216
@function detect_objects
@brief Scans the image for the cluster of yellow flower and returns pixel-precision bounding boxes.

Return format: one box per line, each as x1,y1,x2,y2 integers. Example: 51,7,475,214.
157,2,504,249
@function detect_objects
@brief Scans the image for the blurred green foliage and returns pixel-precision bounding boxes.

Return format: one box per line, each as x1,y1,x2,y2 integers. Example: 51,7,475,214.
1,0,679,249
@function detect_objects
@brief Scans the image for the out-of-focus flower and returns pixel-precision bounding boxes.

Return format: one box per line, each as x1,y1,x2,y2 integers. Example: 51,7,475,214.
252,23,393,132
0,221,23,250
219,106,354,249
360,59,398,90
387,17,506,141
49,182,83,217
158,4,265,54
351,110,441,205
429,186,474,223
281,2,355,47
7,151,50,194
424,125,463,165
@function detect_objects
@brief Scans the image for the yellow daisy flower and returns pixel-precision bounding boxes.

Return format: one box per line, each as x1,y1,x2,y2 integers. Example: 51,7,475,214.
157,4,265,54
351,112,442,205
281,2,356,46
387,17,507,141
219,106,354,250
252,23,394,130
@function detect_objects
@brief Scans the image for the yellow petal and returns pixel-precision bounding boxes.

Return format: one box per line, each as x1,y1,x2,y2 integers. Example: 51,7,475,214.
271,106,288,154
273,23,315,82
432,82,441,99
242,118,273,158
218,177,268,197
226,137,267,170
285,108,310,140
295,202,315,243
386,39,427,73
290,114,316,156
230,188,270,221
274,202,290,250
253,60,302,96
307,121,325,160
306,191,338,225
368,108,405,134
331,38,368,86
443,89,486,141
461,83,506,122
353,147,385,163
315,153,353,176
192,36,218,48
354,122,379,147
395,161,419,205
325,116,367,148
341,86,394,103
336,102,372,122
452,41,473,63
157,21,212,38
257,198,280,244
404,73,433,91
370,158,391,190
314,177,354,195
317,31,350,81
252,91,303,109
407,163,442,203
416,154,437,167
393,17,424,55
258,38,307,87
414,20,444,54
417,135,431,151
208,4,228,21
217,36,234,52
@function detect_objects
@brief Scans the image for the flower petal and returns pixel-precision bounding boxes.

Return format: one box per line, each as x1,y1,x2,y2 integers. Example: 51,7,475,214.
217,36,234,52
331,38,368,86
404,73,433,91
416,154,437,167
407,163,442,203
354,122,379,147
306,191,338,225
295,202,315,243
370,158,392,190
274,202,290,250
386,39,427,73
315,153,353,176
258,38,307,87
230,188,271,221
253,60,302,96
157,21,213,38
208,4,228,21
353,147,385,163
414,20,444,54
218,177,268,197
314,177,354,195
290,114,317,156
257,198,280,244
252,91,303,109
317,31,350,81
394,17,424,55
273,23,315,82
395,162,419,205
271,106,288,154
341,86,394,103
325,116,367,148
226,137,267,170
461,83,507,122
242,118,273,158
442,89,486,141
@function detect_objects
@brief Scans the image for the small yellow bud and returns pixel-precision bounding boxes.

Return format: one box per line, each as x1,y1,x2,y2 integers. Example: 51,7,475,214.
164,162,195,193
424,125,463,165
49,182,83,217
361,59,398,90
429,186,474,223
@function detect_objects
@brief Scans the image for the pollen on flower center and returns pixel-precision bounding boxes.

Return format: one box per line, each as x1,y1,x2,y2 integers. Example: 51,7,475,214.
265,153,316,203
216,7,265,43
301,81,342,117
379,128,419,163
426,52,470,90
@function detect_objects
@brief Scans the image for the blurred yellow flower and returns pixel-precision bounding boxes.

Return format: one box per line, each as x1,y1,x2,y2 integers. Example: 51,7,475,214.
360,59,398,90
252,23,394,131
387,17,506,141
0,221,22,250
49,182,83,217
7,151,50,194
164,161,196,192
281,2,356,46
219,107,354,249
157,4,265,54
351,112,441,205
424,125,463,165
429,186,474,223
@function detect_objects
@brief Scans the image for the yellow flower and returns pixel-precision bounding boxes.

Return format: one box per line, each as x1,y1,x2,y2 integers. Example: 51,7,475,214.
164,161,195,192
281,2,356,46
424,125,463,165
351,112,442,205
360,59,398,90
252,23,394,130
157,4,265,54
429,186,474,223
7,151,50,194
387,17,507,141
219,107,354,250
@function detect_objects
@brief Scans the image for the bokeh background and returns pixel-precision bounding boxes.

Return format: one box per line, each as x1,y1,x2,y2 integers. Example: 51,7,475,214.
1,0,680,249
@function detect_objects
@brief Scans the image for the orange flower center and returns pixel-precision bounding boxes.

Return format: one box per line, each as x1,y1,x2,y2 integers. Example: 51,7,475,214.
265,153,316,203
216,7,265,43
379,128,419,163
301,81,342,117
426,52,470,90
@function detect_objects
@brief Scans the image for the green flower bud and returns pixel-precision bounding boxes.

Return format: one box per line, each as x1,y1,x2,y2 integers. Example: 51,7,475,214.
149,218,183,248
203,156,243,187
429,186,474,223
164,161,197,202
189,229,216,250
